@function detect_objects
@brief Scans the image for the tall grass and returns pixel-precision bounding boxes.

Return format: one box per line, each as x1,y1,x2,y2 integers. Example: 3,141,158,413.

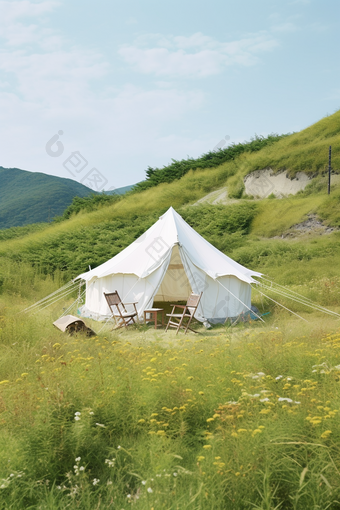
1,281,340,509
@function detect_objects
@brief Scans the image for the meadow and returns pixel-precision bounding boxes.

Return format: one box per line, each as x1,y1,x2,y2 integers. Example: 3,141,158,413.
1,254,340,509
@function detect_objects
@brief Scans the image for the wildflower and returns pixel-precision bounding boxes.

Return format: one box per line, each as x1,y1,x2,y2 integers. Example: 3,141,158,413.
96,423,106,428
260,398,269,402
173,472,177,477
75,412,81,416
278,397,293,403
92,478,100,486
89,411,94,415
79,466,85,471
199,391,204,395
321,430,332,439
117,445,121,449
203,445,212,449
147,487,153,493
74,416,81,421
197,456,205,462
275,375,283,381
75,457,81,462
127,494,131,499
142,480,146,485
252,429,262,436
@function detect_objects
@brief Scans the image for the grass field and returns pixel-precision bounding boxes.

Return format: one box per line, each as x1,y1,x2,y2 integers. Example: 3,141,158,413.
1,259,340,509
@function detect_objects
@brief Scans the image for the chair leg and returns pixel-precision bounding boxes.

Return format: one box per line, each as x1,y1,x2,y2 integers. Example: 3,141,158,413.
183,318,191,334
176,315,186,335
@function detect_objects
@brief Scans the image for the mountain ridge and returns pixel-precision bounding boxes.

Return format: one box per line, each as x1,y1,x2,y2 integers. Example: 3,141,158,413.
0,167,135,229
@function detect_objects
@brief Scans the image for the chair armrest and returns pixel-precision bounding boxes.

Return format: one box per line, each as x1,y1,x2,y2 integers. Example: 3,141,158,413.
170,304,186,309
124,302,138,305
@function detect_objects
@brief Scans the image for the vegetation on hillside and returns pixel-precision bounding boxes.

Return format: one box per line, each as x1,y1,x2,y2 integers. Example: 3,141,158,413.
55,193,122,221
133,134,288,192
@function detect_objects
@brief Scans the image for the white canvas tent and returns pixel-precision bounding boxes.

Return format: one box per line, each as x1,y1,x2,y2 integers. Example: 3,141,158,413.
75,207,262,323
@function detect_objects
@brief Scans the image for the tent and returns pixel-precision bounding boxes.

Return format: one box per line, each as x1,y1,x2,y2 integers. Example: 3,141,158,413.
75,207,262,323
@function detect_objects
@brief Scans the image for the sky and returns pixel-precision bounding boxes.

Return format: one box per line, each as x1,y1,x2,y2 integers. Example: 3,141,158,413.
0,0,339,191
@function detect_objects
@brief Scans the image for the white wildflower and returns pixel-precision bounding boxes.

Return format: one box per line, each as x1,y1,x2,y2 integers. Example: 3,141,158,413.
75,412,81,416
173,472,177,477
275,375,283,381
74,416,81,421
92,478,100,486
142,480,146,485
75,457,81,462
260,398,269,402
147,487,153,493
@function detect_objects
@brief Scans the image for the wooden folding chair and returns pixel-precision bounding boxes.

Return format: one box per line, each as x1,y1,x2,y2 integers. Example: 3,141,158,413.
165,292,203,334
104,291,139,329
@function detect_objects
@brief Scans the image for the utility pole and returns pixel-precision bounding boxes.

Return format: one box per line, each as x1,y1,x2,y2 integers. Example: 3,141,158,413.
328,146,331,195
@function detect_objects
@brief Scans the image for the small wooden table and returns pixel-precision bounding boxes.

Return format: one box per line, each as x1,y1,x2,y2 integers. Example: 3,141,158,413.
143,308,164,329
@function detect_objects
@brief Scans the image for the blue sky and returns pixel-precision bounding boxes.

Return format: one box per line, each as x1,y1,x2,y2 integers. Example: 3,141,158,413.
0,0,339,190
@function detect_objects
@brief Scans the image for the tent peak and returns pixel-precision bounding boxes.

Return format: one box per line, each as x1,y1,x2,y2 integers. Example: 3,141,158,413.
159,206,176,220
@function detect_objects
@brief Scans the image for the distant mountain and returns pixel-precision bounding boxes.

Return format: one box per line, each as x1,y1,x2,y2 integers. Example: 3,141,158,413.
0,167,98,229
106,184,135,195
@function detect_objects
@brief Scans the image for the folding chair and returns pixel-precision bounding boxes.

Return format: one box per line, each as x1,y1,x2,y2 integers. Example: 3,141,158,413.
165,292,203,334
104,291,139,329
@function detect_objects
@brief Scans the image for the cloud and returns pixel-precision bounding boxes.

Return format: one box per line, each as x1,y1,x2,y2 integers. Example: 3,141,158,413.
271,22,298,33
0,0,61,46
0,1,208,186
118,31,278,78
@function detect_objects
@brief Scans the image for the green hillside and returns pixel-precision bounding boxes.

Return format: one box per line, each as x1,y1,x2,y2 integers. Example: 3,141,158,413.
0,167,100,229
0,110,339,282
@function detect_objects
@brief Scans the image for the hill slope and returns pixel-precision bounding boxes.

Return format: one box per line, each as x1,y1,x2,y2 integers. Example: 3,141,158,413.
0,167,100,229
0,111,339,283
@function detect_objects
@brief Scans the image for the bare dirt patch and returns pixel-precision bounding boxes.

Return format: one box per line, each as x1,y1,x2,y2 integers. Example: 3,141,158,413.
244,169,311,198
273,214,338,239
